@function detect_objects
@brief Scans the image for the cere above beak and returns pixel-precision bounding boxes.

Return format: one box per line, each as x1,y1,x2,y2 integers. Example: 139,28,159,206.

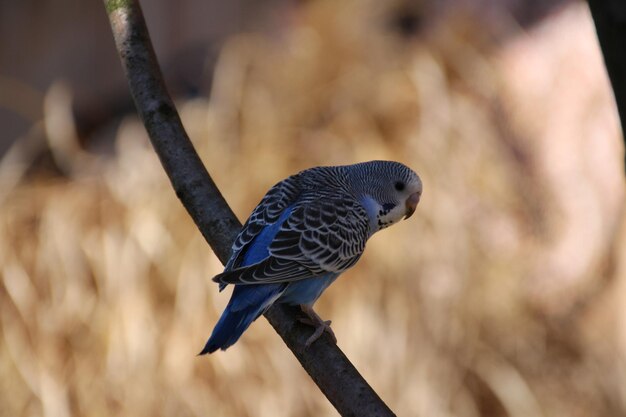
404,192,420,219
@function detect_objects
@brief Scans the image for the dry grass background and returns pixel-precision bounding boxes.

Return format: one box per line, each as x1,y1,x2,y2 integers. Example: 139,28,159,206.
1,1,625,416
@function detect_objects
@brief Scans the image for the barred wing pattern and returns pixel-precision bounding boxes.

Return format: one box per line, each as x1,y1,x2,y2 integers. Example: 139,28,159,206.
214,193,370,286
270,199,368,274
224,175,301,271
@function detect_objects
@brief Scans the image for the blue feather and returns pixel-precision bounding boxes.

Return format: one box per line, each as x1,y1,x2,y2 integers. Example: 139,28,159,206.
279,273,339,305
200,207,294,354
199,283,286,354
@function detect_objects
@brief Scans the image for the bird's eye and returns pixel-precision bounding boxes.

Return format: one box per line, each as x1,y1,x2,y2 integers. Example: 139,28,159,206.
394,181,405,191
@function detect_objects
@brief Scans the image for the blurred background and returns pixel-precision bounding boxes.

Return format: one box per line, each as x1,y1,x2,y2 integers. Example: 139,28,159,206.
1,0,624,416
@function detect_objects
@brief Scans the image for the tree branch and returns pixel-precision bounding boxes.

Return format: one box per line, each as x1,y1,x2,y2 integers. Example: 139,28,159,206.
102,1,396,415
587,0,626,171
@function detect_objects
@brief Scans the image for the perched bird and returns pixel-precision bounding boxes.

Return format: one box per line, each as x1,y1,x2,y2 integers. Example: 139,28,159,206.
200,160,422,354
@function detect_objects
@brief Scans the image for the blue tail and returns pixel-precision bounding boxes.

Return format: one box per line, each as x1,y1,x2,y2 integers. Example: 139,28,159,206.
199,305,255,354
201,206,294,354
200,283,286,354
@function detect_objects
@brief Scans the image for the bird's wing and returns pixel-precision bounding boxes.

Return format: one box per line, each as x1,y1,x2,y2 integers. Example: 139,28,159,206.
225,175,302,271
213,196,370,285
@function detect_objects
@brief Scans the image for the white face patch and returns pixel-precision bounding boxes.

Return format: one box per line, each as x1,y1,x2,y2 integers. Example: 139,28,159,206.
360,195,406,234
375,204,406,231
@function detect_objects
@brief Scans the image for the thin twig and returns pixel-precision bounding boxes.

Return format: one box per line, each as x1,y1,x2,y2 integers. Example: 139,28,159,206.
103,1,396,415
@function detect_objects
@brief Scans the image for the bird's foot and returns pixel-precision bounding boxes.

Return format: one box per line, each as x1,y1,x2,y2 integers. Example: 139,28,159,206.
303,319,335,347
298,305,337,346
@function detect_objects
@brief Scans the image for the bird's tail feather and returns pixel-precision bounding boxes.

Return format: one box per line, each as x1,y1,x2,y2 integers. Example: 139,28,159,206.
199,305,257,354
199,284,286,354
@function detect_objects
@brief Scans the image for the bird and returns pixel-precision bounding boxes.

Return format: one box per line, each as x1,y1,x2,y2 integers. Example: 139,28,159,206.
200,160,422,354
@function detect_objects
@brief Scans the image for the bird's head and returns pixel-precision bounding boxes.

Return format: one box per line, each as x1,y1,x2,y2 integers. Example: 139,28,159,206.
347,160,422,233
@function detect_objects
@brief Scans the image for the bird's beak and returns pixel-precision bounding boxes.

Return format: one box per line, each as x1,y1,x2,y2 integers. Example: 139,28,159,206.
404,192,420,219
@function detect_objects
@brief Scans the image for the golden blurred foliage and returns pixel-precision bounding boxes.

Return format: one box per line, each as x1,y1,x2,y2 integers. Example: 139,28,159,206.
1,1,624,416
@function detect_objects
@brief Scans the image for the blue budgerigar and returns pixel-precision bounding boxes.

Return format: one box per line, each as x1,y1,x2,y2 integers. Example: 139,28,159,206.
200,160,422,354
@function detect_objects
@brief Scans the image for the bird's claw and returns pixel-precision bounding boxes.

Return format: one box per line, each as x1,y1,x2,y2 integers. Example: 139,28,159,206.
299,305,337,347
305,319,336,346
296,317,318,326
